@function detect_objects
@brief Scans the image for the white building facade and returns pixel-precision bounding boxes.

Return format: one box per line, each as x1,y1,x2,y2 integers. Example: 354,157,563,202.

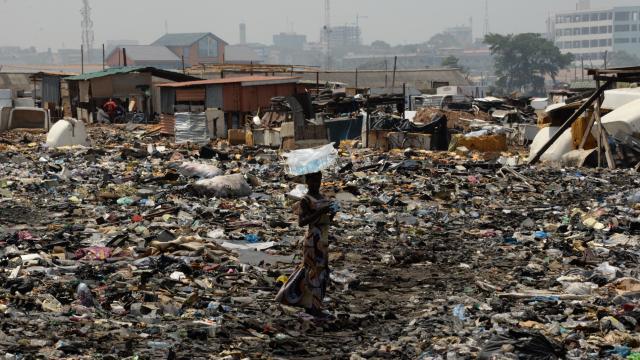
551,6,640,64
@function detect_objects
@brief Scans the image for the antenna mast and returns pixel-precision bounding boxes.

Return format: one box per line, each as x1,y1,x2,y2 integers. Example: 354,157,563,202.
483,0,490,36
80,0,94,63
323,0,332,69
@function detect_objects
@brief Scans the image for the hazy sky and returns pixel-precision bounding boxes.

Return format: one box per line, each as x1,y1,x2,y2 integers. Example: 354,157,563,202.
1,0,638,50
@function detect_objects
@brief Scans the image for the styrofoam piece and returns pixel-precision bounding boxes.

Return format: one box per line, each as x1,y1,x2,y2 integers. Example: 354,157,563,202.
528,126,574,163
46,119,89,148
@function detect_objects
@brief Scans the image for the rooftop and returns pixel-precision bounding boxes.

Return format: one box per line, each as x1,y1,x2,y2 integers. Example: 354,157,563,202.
156,75,298,88
152,32,228,47
110,45,180,62
66,66,199,82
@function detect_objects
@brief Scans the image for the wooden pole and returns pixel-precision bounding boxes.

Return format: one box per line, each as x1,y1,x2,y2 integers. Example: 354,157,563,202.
102,44,105,70
81,44,84,74
529,79,612,165
593,77,615,169
391,55,398,90
355,68,358,90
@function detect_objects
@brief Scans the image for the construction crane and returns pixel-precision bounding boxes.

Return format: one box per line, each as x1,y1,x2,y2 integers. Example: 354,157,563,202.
323,0,332,69
80,0,94,63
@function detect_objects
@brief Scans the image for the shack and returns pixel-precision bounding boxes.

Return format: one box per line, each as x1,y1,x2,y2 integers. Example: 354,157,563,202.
65,67,198,123
157,75,299,137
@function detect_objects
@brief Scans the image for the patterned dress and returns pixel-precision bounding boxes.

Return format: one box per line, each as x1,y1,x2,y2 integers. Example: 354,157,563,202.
276,194,330,311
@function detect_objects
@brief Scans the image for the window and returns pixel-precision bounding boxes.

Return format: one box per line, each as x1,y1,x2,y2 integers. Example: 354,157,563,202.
591,26,598,34
608,39,613,46
633,25,639,31
198,36,218,58
616,12,630,21
590,13,599,21
600,39,608,47
582,40,590,48
608,25,613,33
600,26,608,34
574,41,581,48
615,38,630,44
633,12,639,21
582,27,590,34
581,14,590,22
566,41,573,49
590,40,599,47
600,12,609,21
574,28,581,35
615,24,630,32
609,12,614,20
633,38,638,43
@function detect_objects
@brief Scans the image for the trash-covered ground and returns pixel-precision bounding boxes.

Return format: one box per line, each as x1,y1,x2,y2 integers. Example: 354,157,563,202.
3,126,640,359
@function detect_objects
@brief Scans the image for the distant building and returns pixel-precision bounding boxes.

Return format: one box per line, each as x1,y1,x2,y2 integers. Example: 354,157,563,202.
239,23,247,45
152,32,228,66
551,4,640,64
106,40,139,54
224,45,262,64
323,25,361,50
273,33,307,50
106,45,181,69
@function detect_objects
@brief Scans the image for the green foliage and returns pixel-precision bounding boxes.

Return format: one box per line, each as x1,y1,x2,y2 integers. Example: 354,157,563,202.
428,33,462,49
371,40,391,50
441,55,460,68
484,33,574,95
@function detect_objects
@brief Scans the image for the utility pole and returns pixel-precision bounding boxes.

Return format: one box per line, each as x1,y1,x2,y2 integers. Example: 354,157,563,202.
483,0,490,36
80,0,94,64
323,0,332,70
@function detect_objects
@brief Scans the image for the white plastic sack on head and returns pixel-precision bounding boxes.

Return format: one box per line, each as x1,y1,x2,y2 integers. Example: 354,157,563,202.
192,174,252,198
175,162,223,179
283,143,337,176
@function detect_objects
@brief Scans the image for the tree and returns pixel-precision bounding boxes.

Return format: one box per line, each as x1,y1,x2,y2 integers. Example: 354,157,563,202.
371,40,391,51
608,51,640,68
428,33,462,49
441,55,460,68
484,33,574,95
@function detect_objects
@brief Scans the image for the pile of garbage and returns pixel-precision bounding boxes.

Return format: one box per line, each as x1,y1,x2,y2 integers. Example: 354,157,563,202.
2,125,640,358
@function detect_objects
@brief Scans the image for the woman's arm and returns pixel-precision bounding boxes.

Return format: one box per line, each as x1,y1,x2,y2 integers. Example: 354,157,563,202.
298,198,330,227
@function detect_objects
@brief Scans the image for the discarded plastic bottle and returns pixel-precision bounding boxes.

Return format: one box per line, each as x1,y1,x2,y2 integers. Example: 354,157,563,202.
76,283,94,307
244,234,259,243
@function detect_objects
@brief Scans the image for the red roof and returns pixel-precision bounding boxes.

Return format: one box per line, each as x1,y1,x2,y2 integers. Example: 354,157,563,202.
156,75,299,88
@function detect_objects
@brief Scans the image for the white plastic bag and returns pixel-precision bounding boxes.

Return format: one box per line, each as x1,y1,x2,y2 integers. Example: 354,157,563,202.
283,143,337,176
192,174,252,198
175,162,223,179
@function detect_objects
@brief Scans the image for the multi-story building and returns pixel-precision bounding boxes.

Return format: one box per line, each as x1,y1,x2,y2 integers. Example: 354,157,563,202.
551,3,640,64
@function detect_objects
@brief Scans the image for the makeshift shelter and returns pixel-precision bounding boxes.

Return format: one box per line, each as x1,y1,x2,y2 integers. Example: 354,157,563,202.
65,67,198,123
157,76,299,138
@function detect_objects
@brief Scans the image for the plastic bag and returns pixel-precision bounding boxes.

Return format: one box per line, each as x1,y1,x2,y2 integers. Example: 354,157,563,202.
174,162,223,179
283,143,337,176
192,174,252,198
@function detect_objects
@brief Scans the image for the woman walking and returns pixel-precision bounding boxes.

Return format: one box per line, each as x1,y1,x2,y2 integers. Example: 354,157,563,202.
276,172,335,317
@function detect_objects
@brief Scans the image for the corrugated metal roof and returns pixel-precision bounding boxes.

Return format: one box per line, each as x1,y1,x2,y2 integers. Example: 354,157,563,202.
111,46,180,62
66,66,199,82
157,76,298,88
66,66,146,80
152,32,228,47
